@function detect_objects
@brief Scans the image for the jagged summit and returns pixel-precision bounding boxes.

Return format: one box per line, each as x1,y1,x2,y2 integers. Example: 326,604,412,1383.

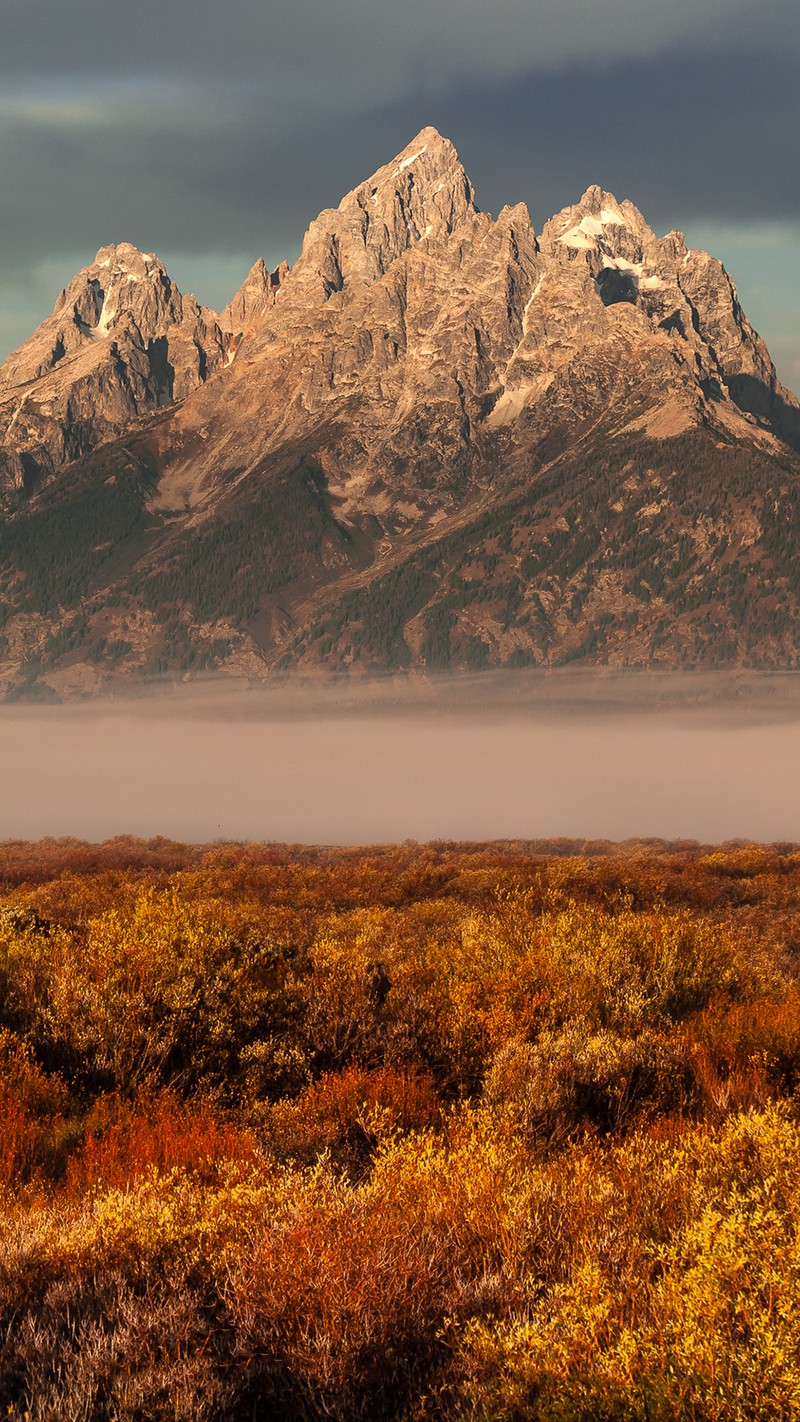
355,125,475,217
356,125,477,232
578,183,622,210
0,242,234,488
541,185,655,257
1,243,189,391
367,125,475,213
92,241,162,273
220,257,288,336
394,124,460,158
287,127,478,301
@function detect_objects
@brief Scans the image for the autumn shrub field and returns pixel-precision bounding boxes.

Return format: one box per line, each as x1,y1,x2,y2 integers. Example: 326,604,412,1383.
2,835,800,1418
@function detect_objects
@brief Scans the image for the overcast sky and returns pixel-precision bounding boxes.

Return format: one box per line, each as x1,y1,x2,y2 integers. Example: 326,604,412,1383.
1,0,798,390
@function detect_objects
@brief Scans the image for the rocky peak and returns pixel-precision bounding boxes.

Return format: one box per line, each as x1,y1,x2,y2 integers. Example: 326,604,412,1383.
541,186,656,266
536,183,800,445
289,127,478,303
676,246,800,443
361,126,477,238
90,244,185,340
4,126,800,692
220,257,289,335
0,242,194,392
3,126,799,517
657,229,689,264
0,242,233,491
90,241,169,284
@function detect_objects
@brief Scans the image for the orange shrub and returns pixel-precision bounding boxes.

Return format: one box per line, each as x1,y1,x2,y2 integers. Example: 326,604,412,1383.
228,1186,453,1420
267,1063,442,1166
66,1092,260,1195
483,1026,691,1142
0,1029,68,1188
1,838,800,1417
687,987,800,1078
684,987,800,1120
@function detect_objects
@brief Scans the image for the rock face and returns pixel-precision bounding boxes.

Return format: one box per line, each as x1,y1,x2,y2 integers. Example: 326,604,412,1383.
538,184,798,442
1,127,799,696
219,258,288,340
0,243,233,492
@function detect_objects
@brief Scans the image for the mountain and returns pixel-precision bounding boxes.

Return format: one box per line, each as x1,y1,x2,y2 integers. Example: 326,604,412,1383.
1,126,799,698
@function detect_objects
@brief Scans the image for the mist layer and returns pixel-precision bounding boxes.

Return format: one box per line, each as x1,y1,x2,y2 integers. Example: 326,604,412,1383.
1,676,798,843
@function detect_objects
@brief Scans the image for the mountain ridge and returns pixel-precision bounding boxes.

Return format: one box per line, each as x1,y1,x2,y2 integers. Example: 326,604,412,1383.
1,127,799,698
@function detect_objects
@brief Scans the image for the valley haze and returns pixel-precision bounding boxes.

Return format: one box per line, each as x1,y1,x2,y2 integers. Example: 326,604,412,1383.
1,673,799,843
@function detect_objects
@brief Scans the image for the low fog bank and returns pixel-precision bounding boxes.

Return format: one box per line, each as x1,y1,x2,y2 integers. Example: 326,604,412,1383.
2,671,800,843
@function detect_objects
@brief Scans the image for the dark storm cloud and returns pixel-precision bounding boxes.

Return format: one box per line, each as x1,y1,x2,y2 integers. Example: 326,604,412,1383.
1,45,797,279
0,0,769,83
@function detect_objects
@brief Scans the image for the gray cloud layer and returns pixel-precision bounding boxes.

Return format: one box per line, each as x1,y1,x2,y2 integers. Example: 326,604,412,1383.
0,0,766,85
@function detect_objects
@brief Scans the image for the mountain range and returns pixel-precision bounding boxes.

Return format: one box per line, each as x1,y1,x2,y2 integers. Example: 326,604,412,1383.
1,126,799,698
